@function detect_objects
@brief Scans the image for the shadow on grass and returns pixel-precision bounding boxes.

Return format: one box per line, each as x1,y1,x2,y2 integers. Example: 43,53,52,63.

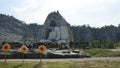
33,63,42,68
0,62,11,68
13,63,23,68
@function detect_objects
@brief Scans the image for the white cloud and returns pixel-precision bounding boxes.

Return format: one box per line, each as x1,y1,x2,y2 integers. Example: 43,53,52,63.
11,0,120,27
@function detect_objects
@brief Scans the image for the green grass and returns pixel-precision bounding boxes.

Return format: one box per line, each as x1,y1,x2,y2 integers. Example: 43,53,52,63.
46,61,79,68
0,61,37,68
83,49,120,57
78,60,120,68
0,60,120,68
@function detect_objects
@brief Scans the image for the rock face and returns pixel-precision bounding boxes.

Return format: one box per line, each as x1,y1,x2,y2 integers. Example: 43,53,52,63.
0,14,42,44
40,11,74,48
0,12,74,47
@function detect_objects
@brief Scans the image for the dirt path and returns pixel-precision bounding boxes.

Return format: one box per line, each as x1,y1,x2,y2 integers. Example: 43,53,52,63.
0,57,120,62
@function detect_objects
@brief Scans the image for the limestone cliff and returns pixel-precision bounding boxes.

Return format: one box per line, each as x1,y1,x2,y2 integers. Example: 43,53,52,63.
40,11,74,43
0,14,42,44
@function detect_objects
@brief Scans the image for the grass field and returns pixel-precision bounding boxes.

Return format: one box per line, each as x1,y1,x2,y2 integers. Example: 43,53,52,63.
0,60,120,68
83,49,120,57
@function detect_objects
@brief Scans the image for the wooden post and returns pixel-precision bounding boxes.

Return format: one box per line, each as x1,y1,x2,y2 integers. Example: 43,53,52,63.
40,53,42,64
22,54,24,63
4,55,6,63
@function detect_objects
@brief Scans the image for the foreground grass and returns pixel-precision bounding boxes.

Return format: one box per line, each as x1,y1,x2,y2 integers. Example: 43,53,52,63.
83,49,120,57
0,60,120,68
0,61,37,68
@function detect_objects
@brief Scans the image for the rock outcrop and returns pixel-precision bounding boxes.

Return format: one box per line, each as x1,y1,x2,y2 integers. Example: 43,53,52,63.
40,11,74,46
0,14,42,44
0,11,74,46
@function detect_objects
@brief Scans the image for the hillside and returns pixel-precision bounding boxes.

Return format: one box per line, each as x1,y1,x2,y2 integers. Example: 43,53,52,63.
0,14,42,44
71,25,120,43
0,13,120,47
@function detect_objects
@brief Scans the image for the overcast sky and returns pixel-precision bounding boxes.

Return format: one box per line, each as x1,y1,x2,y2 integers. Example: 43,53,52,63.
0,0,120,27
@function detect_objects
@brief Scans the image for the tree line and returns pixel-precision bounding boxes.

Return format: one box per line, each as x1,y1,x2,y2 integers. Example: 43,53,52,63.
71,25,120,48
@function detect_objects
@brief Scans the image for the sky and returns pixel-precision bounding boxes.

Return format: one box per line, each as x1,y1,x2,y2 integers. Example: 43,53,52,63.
0,0,120,27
